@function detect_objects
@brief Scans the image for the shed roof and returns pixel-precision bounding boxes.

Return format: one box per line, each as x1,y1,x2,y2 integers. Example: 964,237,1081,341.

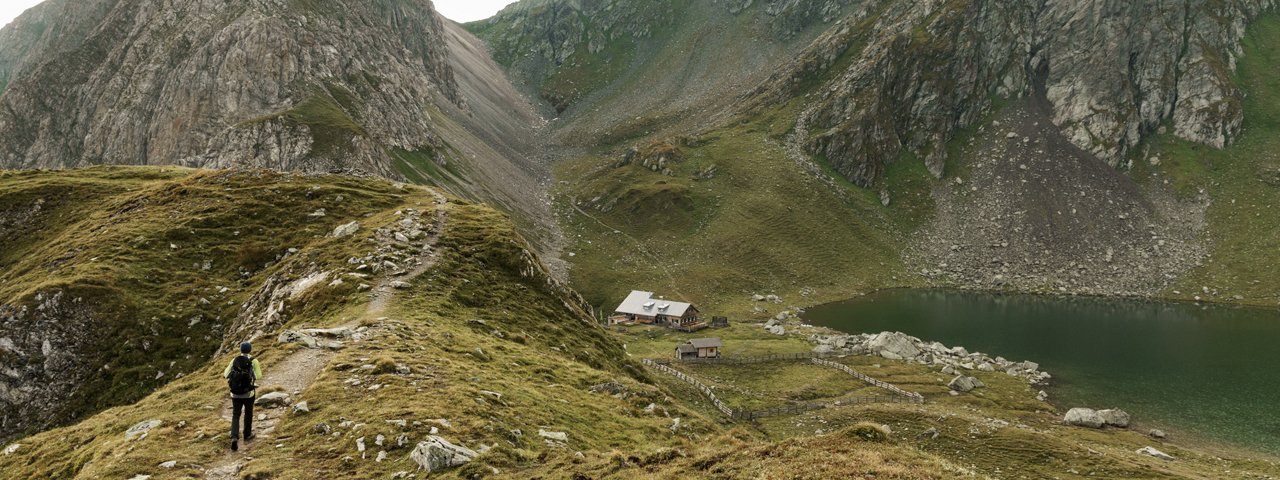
676,344,697,353
614,290,694,317
687,338,723,349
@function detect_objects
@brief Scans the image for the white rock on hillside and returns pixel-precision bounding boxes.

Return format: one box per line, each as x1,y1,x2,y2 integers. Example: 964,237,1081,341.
410,436,477,472
255,392,290,408
866,332,920,360
948,375,984,393
124,420,162,441
1098,408,1131,428
1136,446,1175,461
1064,408,1105,428
333,221,360,238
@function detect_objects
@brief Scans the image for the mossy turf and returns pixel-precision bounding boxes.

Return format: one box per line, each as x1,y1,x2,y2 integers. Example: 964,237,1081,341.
1135,13,1280,308
555,120,934,320
2,167,1277,479
0,166,406,439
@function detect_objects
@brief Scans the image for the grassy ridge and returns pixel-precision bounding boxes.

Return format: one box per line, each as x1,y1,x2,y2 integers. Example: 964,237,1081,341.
0,167,405,439
0,175,721,478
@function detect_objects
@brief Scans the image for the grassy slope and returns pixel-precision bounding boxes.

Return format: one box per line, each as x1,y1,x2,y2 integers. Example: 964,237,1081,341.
2,168,1276,479
555,117,936,319
0,167,404,438
1138,14,1280,307
0,171,719,478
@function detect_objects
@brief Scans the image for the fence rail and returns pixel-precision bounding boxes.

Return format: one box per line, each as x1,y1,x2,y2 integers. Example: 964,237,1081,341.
655,351,833,366
642,353,925,421
810,358,924,403
641,358,737,418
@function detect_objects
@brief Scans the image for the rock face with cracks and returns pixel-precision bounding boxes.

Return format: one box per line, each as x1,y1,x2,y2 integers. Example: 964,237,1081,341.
0,0,459,175
750,0,1275,187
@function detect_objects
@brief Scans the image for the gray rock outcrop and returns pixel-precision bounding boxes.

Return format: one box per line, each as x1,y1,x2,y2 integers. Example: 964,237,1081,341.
753,0,1277,187
1064,408,1105,428
255,392,290,408
810,331,1051,386
1098,408,1131,428
1136,446,1175,461
948,375,985,393
410,436,477,473
124,420,162,441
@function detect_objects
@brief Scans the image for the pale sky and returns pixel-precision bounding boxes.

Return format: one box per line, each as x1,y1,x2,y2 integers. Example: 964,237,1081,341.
0,0,43,28
0,0,517,28
436,0,518,23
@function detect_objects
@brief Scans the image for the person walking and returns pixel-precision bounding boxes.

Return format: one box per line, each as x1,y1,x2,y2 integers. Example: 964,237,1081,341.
223,341,263,452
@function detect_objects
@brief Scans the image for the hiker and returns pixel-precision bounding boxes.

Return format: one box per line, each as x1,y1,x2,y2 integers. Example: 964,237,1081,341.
223,341,263,452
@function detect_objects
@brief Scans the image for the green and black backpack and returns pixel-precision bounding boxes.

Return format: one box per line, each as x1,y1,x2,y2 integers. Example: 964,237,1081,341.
228,355,255,395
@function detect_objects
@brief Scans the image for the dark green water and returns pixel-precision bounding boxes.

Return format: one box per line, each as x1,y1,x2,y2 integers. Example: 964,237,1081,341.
804,289,1280,455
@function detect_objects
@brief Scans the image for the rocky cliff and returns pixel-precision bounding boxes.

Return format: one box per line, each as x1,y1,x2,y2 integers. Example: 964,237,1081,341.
0,0,563,259
754,0,1275,187
0,0,459,174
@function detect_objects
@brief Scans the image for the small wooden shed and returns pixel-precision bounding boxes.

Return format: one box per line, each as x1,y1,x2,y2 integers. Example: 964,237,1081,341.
675,338,722,359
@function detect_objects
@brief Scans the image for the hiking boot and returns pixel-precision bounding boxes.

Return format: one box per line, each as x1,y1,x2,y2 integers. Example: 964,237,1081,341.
231,439,238,452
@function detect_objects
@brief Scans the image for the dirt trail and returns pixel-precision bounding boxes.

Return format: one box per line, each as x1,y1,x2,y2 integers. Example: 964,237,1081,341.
204,191,449,479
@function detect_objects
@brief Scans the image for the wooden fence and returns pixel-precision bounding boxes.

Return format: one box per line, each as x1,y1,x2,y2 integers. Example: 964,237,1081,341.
810,358,925,403
642,353,925,420
641,358,736,418
656,351,832,365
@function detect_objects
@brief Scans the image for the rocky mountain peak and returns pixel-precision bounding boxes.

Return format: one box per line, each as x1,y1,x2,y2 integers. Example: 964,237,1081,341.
758,0,1275,187
0,0,460,175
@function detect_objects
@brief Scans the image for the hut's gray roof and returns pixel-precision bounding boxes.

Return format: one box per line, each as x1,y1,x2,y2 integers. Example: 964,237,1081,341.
687,338,723,349
614,290,694,317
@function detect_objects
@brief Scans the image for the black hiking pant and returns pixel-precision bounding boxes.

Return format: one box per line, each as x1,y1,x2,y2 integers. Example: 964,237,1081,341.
231,397,254,440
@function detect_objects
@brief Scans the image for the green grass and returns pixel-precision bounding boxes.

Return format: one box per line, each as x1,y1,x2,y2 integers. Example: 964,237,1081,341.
0,167,406,440
3,167,1277,479
0,188,723,478
678,362,883,411
1137,14,1280,307
241,83,369,159
556,120,928,319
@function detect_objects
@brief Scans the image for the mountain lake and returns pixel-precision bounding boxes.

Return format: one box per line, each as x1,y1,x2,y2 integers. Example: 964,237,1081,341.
804,289,1280,455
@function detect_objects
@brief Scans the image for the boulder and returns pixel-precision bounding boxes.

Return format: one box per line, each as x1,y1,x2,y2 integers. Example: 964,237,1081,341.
1149,429,1167,439
1136,446,1174,461
1098,408,1130,428
538,429,569,443
766,325,785,335
948,375,982,392
1064,408,1104,428
1036,390,1049,402
158,461,177,468
410,436,477,472
125,420,162,440
256,392,290,408
292,401,310,414
332,221,360,237
867,332,921,360
977,362,995,372
940,365,956,375
278,330,318,348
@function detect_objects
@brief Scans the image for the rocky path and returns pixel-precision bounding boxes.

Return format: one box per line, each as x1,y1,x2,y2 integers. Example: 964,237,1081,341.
204,190,450,479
